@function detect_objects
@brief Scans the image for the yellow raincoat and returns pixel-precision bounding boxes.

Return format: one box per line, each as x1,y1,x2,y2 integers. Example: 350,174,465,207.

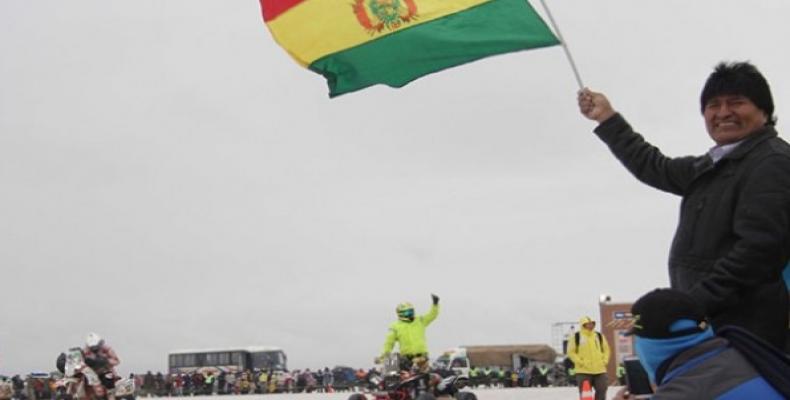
567,316,610,374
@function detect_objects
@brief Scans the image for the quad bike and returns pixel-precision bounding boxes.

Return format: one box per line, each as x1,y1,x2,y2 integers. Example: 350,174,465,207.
348,355,477,400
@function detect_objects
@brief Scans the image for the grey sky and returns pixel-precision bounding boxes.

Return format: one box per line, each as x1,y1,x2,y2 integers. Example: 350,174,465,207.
2,0,789,375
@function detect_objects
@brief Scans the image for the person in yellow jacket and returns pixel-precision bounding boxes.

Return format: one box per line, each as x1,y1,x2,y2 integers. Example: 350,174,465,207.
380,294,440,371
567,316,610,400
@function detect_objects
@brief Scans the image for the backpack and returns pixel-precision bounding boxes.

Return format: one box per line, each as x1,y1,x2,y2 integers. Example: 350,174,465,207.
575,331,604,352
717,325,790,398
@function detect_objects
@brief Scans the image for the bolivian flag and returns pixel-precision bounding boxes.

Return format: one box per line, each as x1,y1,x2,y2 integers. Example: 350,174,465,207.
260,0,560,97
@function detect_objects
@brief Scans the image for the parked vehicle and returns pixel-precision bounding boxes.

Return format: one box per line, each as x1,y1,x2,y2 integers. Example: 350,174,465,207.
167,346,287,374
332,366,358,391
433,345,557,376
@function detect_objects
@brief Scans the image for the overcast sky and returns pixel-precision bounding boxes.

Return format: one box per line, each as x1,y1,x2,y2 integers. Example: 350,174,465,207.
2,0,789,375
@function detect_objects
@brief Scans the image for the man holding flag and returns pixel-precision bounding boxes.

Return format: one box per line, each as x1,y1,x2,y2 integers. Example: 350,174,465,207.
579,61,790,351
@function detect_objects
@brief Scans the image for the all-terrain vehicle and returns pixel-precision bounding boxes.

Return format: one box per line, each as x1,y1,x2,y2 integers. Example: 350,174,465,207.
347,355,476,400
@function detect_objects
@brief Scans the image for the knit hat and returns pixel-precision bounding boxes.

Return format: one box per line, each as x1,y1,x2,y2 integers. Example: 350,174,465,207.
627,288,708,339
700,61,775,125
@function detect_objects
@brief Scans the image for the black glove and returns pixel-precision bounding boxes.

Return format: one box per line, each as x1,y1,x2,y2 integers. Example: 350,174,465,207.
431,294,439,305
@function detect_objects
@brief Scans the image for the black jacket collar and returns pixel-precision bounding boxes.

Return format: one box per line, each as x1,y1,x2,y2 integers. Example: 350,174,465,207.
719,125,777,162
694,125,777,178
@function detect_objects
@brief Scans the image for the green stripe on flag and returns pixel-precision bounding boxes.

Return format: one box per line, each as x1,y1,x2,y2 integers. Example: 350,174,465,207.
309,0,559,97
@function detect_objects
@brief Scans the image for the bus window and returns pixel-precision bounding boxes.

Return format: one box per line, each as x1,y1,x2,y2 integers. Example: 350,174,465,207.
169,347,287,373
250,351,286,371
184,354,196,368
231,351,244,367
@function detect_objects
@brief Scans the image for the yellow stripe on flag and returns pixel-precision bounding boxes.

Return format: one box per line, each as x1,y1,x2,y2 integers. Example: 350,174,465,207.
266,0,494,66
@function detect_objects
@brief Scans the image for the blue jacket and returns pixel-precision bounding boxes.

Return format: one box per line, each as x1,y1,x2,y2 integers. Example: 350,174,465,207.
653,337,783,399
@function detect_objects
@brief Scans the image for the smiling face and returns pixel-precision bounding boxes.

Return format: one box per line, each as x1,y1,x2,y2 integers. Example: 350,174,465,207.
703,94,768,145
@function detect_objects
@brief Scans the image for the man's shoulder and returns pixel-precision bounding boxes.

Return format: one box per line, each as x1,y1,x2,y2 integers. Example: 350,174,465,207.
764,135,790,156
741,127,790,156
729,134,790,173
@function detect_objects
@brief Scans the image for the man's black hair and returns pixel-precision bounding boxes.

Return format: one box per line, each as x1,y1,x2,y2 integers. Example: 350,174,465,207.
700,61,776,126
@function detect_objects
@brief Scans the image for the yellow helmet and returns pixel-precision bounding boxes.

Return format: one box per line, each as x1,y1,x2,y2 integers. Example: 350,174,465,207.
396,302,415,321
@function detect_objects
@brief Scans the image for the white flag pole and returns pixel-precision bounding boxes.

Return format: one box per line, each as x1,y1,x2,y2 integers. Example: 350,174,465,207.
538,0,584,89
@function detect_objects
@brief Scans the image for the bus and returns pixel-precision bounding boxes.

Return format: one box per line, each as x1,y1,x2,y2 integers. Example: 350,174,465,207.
168,346,287,374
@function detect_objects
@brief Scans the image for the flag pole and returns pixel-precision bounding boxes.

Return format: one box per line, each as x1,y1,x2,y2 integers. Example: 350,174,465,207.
538,0,584,89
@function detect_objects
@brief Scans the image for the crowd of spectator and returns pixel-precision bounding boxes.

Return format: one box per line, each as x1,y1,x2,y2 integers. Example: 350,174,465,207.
465,363,574,389
0,374,55,400
132,368,348,396
1,360,576,399
129,362,575,397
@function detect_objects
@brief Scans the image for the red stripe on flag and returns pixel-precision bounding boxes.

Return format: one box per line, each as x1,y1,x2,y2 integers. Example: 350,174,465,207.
260,0,306,21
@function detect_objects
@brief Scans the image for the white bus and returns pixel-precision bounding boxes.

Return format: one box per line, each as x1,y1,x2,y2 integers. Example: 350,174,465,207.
168,346,287,374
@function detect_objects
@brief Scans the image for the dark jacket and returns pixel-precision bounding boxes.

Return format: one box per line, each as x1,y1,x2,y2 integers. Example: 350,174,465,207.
595,114,790,348
652,337,783,399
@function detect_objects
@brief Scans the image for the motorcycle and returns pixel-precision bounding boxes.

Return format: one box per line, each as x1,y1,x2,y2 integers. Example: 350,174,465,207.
348,355,476,400
54,348,135,400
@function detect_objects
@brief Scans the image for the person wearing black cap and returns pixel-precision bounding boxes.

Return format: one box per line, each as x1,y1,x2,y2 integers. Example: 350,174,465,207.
577,61,790,350
613,288,784,399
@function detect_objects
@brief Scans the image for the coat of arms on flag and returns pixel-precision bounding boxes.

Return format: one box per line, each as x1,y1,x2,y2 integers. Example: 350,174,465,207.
353,0,419,33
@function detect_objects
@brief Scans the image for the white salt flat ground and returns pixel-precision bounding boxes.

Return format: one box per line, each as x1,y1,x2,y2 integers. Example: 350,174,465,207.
159,387,625,400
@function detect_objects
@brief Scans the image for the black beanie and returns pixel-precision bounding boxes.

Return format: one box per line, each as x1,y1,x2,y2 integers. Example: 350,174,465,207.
700,61,775,126
627,288,708,339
